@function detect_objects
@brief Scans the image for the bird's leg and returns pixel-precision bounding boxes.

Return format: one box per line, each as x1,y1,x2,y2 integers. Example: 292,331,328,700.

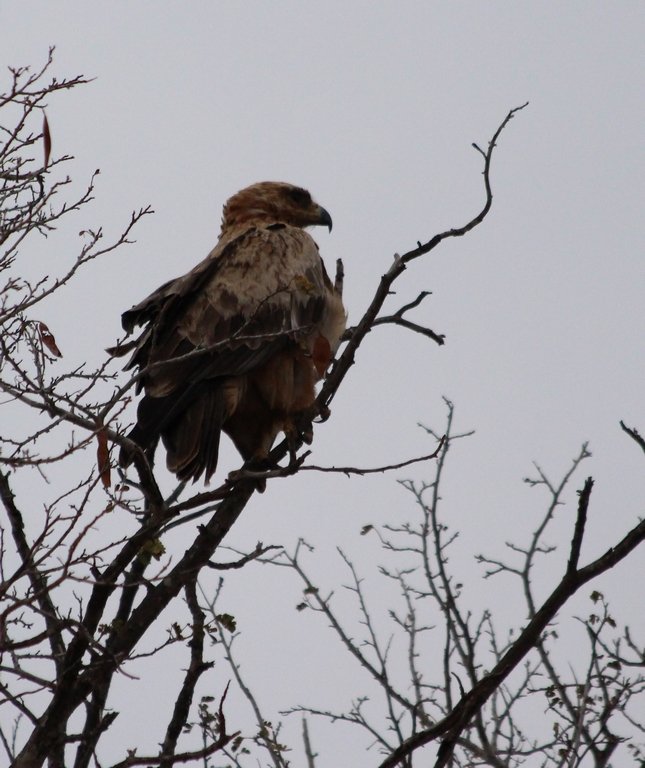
292,411,315,446
227,456,274,493
284,413,316,468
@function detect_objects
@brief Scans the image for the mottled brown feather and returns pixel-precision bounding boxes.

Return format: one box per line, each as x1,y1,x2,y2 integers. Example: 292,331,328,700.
117,182,346,483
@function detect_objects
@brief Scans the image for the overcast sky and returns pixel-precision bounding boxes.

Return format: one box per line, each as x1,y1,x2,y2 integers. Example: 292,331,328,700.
3,3,644,765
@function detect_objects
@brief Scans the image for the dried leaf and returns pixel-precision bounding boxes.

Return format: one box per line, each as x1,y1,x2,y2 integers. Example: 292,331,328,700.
43,113,52,168
38,321,62,357
216,613,237,633
96,426,111,488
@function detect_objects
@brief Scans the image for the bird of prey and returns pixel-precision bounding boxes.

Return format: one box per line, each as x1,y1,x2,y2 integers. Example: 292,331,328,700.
115,181,346,485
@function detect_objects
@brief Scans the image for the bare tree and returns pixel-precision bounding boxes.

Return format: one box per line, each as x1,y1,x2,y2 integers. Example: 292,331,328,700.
225,402,642,767
1,52,642,768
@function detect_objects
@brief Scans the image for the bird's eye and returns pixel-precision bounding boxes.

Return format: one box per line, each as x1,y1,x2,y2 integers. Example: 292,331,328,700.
287,187,312,207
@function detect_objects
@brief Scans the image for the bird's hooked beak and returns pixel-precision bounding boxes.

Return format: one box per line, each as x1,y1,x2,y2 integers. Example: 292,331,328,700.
316,205,333,232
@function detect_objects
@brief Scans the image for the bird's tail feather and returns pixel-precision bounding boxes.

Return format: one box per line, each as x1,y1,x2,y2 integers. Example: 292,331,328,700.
164,389,226,483
119,397,164,469
120,383,226,483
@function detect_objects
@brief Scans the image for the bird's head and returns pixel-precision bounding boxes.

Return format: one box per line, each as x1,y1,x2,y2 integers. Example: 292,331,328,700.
221,181,332,233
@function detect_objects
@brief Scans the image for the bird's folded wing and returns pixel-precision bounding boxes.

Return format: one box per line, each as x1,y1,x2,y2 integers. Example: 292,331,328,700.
120,225,330,397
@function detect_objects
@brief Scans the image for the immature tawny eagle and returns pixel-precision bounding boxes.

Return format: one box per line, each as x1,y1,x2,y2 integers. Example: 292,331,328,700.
116,181,346,483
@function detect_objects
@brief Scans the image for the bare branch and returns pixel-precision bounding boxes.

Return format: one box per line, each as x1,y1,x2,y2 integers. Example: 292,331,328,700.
313,103,529,419
206,542,282,571
371,291,445,345
226,437,445,485
378,489,645,768
159,581,212,768
566,477,593,576
302,718,317,768
620,420,645,456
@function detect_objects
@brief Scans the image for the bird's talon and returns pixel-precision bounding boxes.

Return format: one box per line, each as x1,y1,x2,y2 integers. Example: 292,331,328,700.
316,405,331,423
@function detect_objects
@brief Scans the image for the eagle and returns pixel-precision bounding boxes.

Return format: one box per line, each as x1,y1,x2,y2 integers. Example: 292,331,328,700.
115,181,346,485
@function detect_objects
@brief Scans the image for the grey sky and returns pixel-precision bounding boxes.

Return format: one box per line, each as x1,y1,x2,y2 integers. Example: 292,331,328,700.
2,2,644,765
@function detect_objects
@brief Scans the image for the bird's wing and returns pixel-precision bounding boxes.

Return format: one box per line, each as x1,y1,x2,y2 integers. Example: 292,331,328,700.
123,224,333,398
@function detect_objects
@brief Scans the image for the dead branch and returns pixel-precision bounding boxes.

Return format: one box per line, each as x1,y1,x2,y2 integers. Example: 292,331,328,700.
620,420,645,456
206,542,282,570
315,103,529,419
371,290,445,345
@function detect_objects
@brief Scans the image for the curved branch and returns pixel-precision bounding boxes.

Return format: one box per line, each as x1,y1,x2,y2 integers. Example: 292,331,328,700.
316,102,528,415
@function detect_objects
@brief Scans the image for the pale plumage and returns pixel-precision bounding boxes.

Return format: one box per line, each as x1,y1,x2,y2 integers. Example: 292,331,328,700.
116,182,346,484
